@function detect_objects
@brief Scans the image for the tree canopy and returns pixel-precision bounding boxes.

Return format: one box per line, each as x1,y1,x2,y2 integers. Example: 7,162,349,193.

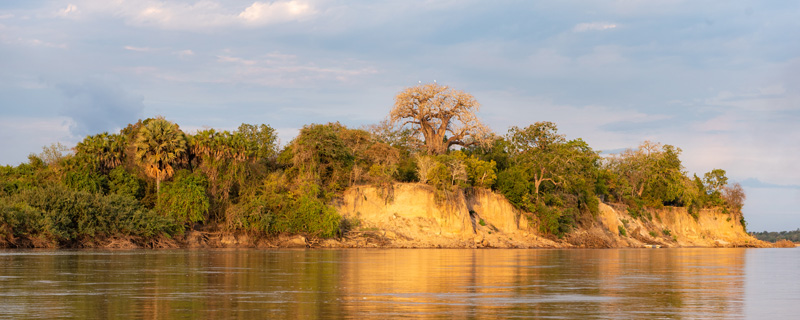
390,83,490,155
134,118,188,194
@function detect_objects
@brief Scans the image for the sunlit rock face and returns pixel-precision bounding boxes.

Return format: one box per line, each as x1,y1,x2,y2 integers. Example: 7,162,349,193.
336,183,765,248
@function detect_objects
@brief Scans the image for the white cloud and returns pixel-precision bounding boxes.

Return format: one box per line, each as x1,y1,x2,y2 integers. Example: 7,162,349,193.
124,45,155,52
573,22,617,32
239,1,314,25
57,4,79,17
217,55,258,65
65,0,318,30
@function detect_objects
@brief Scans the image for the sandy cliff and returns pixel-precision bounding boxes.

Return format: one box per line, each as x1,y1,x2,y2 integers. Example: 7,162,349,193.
335,183,767,248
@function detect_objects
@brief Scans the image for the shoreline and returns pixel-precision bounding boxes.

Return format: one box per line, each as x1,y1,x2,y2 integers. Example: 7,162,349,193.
1,229,774,250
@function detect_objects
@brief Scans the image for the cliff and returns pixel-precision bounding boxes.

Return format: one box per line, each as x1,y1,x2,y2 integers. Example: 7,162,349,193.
335,183,767,248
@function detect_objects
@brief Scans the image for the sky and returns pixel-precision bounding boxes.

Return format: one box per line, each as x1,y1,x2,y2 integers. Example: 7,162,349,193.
1,0,798,231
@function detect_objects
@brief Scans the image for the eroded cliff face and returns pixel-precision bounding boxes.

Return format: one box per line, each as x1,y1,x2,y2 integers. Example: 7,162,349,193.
335,183,767,248
591,203,761,248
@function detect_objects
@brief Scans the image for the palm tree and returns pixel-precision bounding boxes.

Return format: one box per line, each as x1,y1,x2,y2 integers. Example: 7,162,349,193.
75,132,126,173
134,118,188,194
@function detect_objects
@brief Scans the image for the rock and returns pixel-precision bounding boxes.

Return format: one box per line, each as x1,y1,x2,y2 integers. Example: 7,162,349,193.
283,235,307,248
473,233,484,245
221,234,237,246
187,230,205,248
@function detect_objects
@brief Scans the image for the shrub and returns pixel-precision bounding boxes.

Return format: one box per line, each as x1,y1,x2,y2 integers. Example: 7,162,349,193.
338,216,360,236
270,193,340,238
225,173,289,234
292,194,340,238
577,187,600,217
618,225,627,236
109,167,145,199
64,170,108,194
156,170,209,224
463,154,497,188
536,204,560,235
740,217,747,233
496,167,531,211
627,203,652,221
224,197,275,234
688,205,699,220
0,201,47,238
534,204,574,237
8,185,176,243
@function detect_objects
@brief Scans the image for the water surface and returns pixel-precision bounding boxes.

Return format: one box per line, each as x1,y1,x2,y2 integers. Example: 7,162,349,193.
1,248,797,319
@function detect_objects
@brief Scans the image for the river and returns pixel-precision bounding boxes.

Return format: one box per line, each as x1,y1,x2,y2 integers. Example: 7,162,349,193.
0,248,797,319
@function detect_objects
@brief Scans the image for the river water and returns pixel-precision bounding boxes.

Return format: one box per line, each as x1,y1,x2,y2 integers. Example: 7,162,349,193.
0,248,797,319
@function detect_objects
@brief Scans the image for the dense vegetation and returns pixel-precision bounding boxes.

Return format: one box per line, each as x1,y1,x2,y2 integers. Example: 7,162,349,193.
0,83,747,247
751,229,800,243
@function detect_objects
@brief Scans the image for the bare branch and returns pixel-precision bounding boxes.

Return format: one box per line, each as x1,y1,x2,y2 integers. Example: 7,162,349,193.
389,83,491,154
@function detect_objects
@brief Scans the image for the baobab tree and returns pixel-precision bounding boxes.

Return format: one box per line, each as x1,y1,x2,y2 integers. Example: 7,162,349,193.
389,83,490,155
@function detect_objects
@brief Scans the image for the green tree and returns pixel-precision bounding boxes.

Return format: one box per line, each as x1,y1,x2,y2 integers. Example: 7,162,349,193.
507,122,590,203
75,132,126,173
703,169,728,195
237,123,278,161
464,154,497,188
134,118,188,194
499,122,601,235
156,170,209,224
605,141,687,206
643,144,685,206
496,166,532,210
108,167,145,199
190,129,249,212
285,123,354,196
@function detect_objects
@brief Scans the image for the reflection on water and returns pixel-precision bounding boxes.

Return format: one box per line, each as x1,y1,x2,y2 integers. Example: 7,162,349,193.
0,248,796,319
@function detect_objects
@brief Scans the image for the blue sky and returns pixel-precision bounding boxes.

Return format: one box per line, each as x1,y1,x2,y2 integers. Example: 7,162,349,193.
1,0,798,231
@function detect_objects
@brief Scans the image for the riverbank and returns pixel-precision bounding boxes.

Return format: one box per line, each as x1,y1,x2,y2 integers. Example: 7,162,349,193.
332,183,771,249
0,229,773,249
3,183,772,249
